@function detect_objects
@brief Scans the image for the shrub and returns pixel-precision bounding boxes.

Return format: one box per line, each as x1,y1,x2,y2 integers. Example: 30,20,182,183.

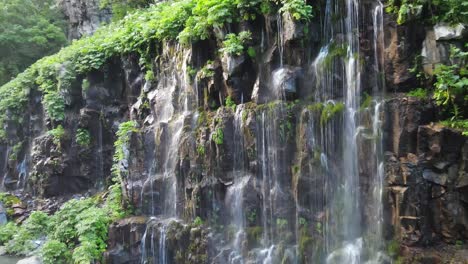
6,211,51,255
225,96,236,110
48,125,66,146
279,0,314,21
76,128,92,147
407,88,428,99
41,240,71,264
220,31,252,56
0,222,19,245
212,128,224,145
433,46,467,120
193,216,204,226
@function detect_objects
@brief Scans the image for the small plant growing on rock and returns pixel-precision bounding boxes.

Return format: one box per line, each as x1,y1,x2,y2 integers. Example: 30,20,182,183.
212,128,224,145
225,96,236,111
220,31,252,56
48,125,65,146
279,0,314,21
41,240,71,264
0,222,18,245
193,216,204,226
76,128,91,147
407,88,428,99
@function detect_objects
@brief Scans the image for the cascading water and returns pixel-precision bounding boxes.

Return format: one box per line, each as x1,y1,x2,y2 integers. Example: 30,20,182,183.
136,1,386,263
226,106,249,264
140,44,196,264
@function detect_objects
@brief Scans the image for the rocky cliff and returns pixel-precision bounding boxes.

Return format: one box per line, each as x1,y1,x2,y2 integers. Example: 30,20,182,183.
0,0,466,263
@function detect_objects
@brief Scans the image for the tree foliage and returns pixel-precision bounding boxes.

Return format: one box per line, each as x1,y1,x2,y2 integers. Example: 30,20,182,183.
0,0,67,86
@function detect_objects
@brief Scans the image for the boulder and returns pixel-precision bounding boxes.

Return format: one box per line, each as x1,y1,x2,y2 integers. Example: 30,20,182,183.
434,23,466,40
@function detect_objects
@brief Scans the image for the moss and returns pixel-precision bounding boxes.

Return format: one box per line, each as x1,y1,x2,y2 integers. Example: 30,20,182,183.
246,226,263,247
320,102,345,125
8,141,23,161
298,234,313,260
407,88,429,100
360,92,372,110
387,239,400,258
212,128,224,145
307,102,324,113
0,193,21,218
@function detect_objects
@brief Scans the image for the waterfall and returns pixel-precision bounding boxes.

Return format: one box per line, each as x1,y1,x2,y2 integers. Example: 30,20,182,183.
139,44,195,264
226,106,249,263
95,114,104,190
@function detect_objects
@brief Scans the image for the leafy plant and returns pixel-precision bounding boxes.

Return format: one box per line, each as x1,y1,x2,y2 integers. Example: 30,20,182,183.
225,96,237,110
6,211,51,255
441,119,468,136
76,128,91,147
0,0,67,86
433,46,467,120
0,193,21,217
41,240,71,264
112,121,139,178
320,102,345,125
386,0,468,25
212,128,224,145
0,222,19,245
407,88,428,99
220,31,252,56
193,216,204,226
48,125,66,146
197,144,206,156
279,0,314,21
276,218,288,230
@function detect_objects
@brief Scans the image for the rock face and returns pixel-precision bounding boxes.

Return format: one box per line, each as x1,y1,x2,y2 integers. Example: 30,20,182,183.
384,97,468,246
0,1,467,264
58,0,111,40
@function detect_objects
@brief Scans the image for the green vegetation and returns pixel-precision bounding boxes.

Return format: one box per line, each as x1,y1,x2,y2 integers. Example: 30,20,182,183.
6,211,51,255
407,88,428,99
386,0,468,25
276,218,288,230
8,141,23,161
320,102,345,125
212,128,224,145
41,240,71,264
0,184,127,263
0,0,67,86
441,119,468,136
220,31,252,56
225,96,237,111
48,125,66,146
0,222,19,245
112,121,139,178
76,128,92,147
323,42,348,69
433,46,467,121
193,216,204,226
0,193,21,217
279,0,314,21
0,0,314,142
197,144,206,156
198,60,215,80
100,0,153,20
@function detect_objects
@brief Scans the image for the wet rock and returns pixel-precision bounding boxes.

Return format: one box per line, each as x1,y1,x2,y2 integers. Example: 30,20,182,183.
421,30,451,76
104,217,148,264
271,66,301,98
16,256,42,264
434,23,466,40
423,170,447,186
384,22,425,91
384,96,436,157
